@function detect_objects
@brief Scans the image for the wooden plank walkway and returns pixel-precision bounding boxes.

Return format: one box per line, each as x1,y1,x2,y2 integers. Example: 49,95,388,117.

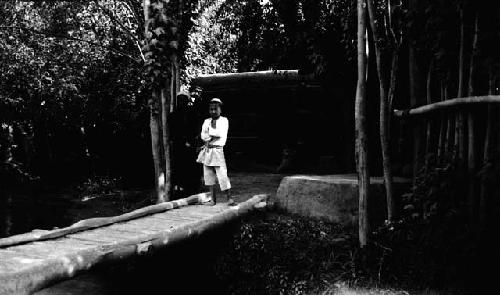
0,193,269,295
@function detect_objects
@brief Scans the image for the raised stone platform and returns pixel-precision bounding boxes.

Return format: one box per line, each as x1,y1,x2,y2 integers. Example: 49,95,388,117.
273,174,411,226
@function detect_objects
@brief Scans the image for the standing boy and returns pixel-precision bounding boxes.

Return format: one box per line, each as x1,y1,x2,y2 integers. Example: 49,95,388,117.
196,98,235,206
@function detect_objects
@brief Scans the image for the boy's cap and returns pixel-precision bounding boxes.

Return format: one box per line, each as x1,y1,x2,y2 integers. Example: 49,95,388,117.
177,90,191,98
210,98,223,105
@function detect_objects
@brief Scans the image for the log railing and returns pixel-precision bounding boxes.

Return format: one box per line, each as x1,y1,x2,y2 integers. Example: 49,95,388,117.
393,94,500,229
393,95,500,117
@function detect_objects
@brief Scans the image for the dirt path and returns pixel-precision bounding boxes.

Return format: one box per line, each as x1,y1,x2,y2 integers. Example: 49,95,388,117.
220,172,286,204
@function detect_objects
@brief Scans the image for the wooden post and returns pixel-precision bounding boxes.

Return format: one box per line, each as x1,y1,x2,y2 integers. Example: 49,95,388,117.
356,0,370,247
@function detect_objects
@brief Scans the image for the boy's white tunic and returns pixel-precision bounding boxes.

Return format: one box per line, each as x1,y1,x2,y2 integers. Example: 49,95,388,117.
196,116,231,190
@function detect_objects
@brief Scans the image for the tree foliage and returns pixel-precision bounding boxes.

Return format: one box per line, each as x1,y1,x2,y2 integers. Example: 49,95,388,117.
0,1,149,185
184,0,357,85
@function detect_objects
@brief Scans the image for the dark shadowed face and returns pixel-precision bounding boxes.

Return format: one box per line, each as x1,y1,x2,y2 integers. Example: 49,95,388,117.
209,103,221,119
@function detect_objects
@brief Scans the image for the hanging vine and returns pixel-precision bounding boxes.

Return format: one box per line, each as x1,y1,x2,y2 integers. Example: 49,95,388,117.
143,0,179,87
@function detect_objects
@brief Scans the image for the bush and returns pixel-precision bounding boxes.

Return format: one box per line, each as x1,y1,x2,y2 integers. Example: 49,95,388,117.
215,213,358,295
77,176,121,199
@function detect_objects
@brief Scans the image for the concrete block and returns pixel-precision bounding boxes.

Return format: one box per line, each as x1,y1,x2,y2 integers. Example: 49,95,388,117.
273,174,411,227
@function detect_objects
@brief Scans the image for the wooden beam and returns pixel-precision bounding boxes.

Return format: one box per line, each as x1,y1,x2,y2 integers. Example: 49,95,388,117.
394,95,500,117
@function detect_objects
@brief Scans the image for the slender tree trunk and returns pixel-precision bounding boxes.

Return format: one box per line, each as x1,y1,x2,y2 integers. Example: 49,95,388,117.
170,60,177,112
444,84,454,156
467,12,479,223
437,82,447,160
455,8,466,162
387,47,399,133
0,194,13,237
1,124,14,166
161,83,172,202
408,0,423,188
356,0,370,247
424,59,434,168
483,72,497,163
366,0,395,221
150,89,166,203
171,54,180,110
79,122,94,177
479,71,496,229
15,123,33,171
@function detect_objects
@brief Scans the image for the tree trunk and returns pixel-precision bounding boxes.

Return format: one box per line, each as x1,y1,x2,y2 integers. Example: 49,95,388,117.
161,83,172,202
170,60,176,113
467,12,479,224
0,194,13,237
171,54,180,110
408,0,423,188
436,81,446,163
455,8,466,162
387,48,399,133
79,122,93,177
144,0,166,203
16,123,33,171
150,89,166,203
424,59,434,168
438,82,449,162
366,0,395,222
479,70,496,229
1,124,14,166
483,73,497,162
445,84,454,157
356,0,370,247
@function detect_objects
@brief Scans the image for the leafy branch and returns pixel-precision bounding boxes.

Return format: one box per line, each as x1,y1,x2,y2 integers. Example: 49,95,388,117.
93,0,146,62
1,25,141,64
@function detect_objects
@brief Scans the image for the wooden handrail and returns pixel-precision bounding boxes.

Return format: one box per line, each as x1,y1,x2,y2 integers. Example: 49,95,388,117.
394,95,500,117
